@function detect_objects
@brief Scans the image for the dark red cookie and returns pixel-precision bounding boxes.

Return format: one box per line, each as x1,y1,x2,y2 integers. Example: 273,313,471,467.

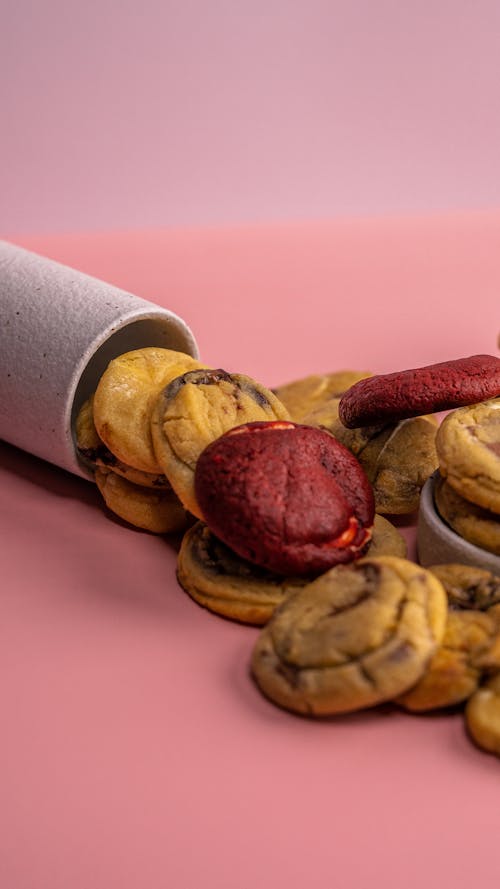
338,354,500,428
194,421,375,577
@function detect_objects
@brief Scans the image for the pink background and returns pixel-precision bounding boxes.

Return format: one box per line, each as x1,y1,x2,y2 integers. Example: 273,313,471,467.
3,1,500,235
2,216,500,889
3,3,500,885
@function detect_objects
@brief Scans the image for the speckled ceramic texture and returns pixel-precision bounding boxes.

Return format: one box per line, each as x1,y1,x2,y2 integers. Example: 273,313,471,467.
0,240,198,478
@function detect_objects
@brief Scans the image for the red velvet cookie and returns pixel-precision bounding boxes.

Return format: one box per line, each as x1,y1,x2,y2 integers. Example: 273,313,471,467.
194,421,375,576
338,354,500,429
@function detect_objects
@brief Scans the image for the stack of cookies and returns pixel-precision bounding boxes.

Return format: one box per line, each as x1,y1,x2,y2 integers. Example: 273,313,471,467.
433,399,500,557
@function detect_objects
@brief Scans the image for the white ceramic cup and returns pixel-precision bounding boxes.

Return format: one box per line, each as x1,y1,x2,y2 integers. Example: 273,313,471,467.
0,240,199,478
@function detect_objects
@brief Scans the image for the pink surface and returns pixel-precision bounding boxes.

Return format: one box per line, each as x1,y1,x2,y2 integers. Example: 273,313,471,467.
2,215,500,889
3,3,500,234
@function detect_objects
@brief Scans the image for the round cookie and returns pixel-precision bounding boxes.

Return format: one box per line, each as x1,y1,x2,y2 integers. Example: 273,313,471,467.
95,468,189,534
93,348,206,473
177,521,307,625
435,398,500,513
273,370,371,423
75,396,170,488
397,607,500,712
465,672,500,756
251,556,448,716
427,563,500,611
338,355,500,428
195,420,375,576
304,400,438,514
151,369,290,518
434,475,500,556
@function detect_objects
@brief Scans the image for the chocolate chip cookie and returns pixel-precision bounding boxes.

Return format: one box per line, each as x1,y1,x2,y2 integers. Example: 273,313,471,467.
465,672,500,756
177,521,308,625
251,556,447,716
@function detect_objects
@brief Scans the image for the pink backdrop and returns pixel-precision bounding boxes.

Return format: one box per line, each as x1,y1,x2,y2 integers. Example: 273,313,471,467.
1,215,500,889
3,1,500,235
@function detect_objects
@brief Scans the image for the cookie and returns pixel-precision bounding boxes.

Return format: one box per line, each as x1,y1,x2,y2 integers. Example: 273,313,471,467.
150,369,290,518
177,521,307,625
251,556,448,716
362,416,439,515
435,398,500,513
273,370,371,423
93,348,206,473
303,400,438,514
427,563,500,611
366,515,408,559
195,420,375,576
75,396,169,488
465,672,500,756
176,515,405,625
95,468,189,534
338,355,500,428
397,607,500,712
434,475,500,556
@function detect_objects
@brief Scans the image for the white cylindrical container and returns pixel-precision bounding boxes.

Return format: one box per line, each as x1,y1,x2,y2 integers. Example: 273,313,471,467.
0,240,199,478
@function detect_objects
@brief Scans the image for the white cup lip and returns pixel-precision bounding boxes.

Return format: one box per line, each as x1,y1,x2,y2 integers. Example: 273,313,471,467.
417,470,500,574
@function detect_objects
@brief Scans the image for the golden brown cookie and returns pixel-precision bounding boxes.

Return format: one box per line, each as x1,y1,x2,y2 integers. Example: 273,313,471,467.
75,396,170,488
177,521,307,625
436,398,500,513
151,368,290,518
93,348,206,473
362,416,439,514
273,370,371,423
397,607,500,711
465,672,500,756
95,468,189,534
251,556,447,716
434,474,500,556
427,563,500,611
304,404,438,515
365,515,408,559
302,397,389,457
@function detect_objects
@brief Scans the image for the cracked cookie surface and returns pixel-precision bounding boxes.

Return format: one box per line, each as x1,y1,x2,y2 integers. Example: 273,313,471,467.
195,420,374,576
251,556,447,716
151,369,290,518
